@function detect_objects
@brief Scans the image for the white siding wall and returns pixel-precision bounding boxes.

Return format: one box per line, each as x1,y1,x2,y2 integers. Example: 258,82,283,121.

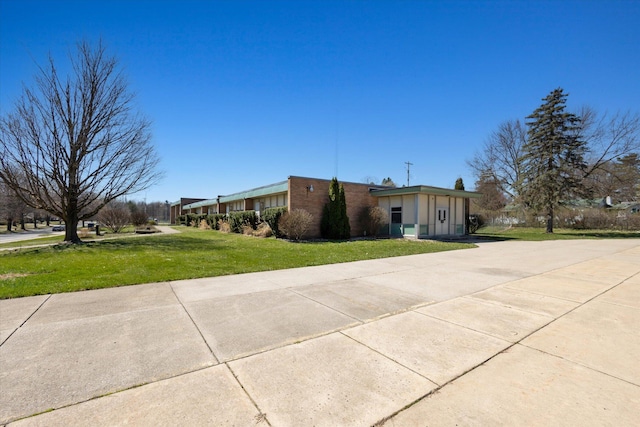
402,195,415,224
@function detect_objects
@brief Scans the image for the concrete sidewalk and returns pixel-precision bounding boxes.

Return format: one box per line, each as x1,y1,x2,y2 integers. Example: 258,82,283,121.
1,239,638,426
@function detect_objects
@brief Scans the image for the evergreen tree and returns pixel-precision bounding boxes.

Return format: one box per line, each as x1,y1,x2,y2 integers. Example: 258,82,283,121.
381,177,397,187
320,177,350,239
520,88,588,233
454,177,465,190
338,183,350,237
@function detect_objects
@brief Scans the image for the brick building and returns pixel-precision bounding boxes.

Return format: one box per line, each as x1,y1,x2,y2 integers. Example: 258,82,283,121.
172,176,481,238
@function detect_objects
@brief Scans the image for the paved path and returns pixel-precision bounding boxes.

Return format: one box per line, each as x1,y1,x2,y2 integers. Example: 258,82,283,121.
0,229,59,244
1,239,638,426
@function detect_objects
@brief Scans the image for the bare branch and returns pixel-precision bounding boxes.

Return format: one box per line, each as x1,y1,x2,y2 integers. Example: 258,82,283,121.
0,40,163,243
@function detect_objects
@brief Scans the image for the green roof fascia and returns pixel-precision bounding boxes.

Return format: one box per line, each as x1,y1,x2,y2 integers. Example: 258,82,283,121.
219,181,289,203
371,185,482,199
183,198,218,209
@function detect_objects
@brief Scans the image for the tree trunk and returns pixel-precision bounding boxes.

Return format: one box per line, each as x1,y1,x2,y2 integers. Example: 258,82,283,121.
64,204,81,243
64,219,81,243
546,205,554,233
20,215,26,230
6,218,12,232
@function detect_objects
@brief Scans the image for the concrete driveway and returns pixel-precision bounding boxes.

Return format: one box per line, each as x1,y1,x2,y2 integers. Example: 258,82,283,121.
1,239,638,426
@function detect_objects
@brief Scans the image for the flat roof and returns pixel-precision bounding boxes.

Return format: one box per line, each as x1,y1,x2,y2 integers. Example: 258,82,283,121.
183,198,218,209
218,180,289,203
371,185,482,198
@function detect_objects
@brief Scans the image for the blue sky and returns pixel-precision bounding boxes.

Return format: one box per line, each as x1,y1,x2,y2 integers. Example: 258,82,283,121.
1,0,639,203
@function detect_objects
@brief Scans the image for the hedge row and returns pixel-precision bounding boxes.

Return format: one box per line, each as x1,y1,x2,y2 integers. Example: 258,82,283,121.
262,207,288,237
178,207,288,235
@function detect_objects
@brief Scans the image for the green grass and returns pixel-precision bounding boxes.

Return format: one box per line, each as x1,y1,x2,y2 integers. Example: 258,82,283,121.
0,228,474,298
474,226,640,241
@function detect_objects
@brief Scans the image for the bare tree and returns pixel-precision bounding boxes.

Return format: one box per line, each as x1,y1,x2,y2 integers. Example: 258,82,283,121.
96,200,131,233
467,119,526,200
0,180,28,231
0,40,162,243
580,108,640,168
578,108,640,194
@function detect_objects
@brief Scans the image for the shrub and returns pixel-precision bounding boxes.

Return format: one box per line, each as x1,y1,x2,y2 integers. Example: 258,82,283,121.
228,211,258,233
206,214,225,230
262,207,288,237
359,206,389,237
130,210,148,227
97,201,130,233
279,209,313,241
468,214,484,234
199,219,211,230
218,219,231,233
555,207,640,231
253,222,273,238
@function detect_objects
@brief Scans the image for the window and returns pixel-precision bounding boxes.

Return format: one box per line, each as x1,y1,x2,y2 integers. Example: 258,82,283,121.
391,207,402,224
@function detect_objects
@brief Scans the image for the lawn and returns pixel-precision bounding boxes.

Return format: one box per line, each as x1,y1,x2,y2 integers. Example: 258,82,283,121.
0,228,474,299
474,226,640,241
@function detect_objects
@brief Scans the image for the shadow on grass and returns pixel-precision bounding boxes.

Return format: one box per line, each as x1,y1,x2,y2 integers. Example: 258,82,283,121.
467,234,517,242
19,234,226,255
554,230,640,239
472,227,640,241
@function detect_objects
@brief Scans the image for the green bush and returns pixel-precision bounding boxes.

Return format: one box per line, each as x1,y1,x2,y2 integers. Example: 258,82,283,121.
228,211,258,233
262,207,288,237
206,214,225,230
183,213,198,227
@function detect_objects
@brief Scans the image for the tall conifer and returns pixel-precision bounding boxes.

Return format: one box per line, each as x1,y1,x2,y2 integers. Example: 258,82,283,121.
520,88,588,233
321,177,350,239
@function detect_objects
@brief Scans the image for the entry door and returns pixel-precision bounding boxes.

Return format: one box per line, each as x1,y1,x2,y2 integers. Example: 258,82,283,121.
391,207,402,236
436,208,448,235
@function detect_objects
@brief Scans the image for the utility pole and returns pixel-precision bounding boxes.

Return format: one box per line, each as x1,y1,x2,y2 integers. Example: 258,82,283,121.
405,161,413,187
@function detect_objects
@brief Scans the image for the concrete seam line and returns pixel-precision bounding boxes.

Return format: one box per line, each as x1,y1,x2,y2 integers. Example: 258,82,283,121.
287,287,364,323
518,342,640,388
339,331,441,386
376,264,637,425
0,293,52,347
3,365,220,425
225,362,273,427
169,282,220,364
459,294,560,318
370,339,523,427
288,284,434,324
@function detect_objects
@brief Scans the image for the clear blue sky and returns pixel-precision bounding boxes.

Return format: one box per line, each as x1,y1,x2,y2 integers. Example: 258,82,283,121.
1,0,639,203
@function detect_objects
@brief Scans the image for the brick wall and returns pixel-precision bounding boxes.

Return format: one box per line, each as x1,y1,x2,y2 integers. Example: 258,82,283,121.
288,176,381,238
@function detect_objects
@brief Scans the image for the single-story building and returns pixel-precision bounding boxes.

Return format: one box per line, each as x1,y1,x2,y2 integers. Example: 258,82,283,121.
374,185,480,238
169,198,205,225
171,176,481,238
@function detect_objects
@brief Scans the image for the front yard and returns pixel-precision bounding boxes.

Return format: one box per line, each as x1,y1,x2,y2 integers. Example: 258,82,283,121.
0,228,473,298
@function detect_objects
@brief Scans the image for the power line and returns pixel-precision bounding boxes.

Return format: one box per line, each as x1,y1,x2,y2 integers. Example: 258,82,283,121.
405,161,413,186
